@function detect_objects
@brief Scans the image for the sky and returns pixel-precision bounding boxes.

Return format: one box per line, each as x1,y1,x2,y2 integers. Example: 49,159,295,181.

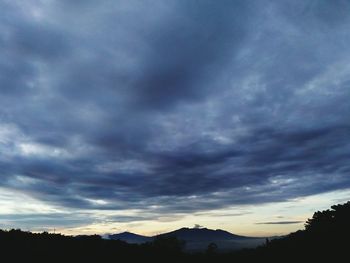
0,0,350,237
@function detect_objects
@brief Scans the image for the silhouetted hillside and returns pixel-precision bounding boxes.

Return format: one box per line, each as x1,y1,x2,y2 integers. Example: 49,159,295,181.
156,227,265,251
1,201,349,262
109,231,153,243
157,227,247,241
109,227,265,251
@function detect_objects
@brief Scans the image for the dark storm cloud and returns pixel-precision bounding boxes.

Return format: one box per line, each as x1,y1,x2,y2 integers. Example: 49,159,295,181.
1,0,350,227
129,0,250,110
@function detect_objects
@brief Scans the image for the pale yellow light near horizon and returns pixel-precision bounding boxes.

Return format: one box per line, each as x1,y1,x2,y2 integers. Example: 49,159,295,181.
59,189,350,237
1,186,349,237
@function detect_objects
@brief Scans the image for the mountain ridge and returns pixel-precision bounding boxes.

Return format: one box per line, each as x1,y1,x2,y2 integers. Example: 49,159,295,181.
109,231,152,243
108,227,266,250
157,227,251,241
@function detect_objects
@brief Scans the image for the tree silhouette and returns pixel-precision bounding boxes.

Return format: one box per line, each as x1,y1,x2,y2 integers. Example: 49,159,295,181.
305,201,350,233
206,242,218,255
152,235,186,254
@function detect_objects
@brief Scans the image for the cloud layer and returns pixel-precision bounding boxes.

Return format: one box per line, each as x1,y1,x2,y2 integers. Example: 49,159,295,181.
1,0,350,227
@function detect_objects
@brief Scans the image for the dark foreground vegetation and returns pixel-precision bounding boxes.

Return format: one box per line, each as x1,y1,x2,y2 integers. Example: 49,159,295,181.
1,201,349,262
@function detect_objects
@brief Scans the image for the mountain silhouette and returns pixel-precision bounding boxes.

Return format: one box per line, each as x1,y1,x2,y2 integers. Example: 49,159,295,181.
157,227,249,241
109,231,152,244
109,227,265,251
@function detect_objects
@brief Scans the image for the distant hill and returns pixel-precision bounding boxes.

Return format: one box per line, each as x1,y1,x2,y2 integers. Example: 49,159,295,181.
109,227,266,251
109,231,152,244
157,227,249,241
156,227,265,251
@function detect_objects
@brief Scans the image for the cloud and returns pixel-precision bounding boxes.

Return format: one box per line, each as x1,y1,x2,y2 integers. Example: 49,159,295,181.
256,221,304,225
0,213,93,229
0,0,350,228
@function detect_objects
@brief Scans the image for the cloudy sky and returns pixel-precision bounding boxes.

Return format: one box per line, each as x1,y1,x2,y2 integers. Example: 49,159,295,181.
1,0,350,236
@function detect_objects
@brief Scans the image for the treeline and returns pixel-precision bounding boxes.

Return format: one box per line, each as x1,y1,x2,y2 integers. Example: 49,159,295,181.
0,230,189,263
232,201,350,262
1,201,349,262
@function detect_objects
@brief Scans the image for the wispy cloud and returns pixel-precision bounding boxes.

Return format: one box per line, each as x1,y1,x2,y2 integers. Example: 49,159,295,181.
256,221,304,225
